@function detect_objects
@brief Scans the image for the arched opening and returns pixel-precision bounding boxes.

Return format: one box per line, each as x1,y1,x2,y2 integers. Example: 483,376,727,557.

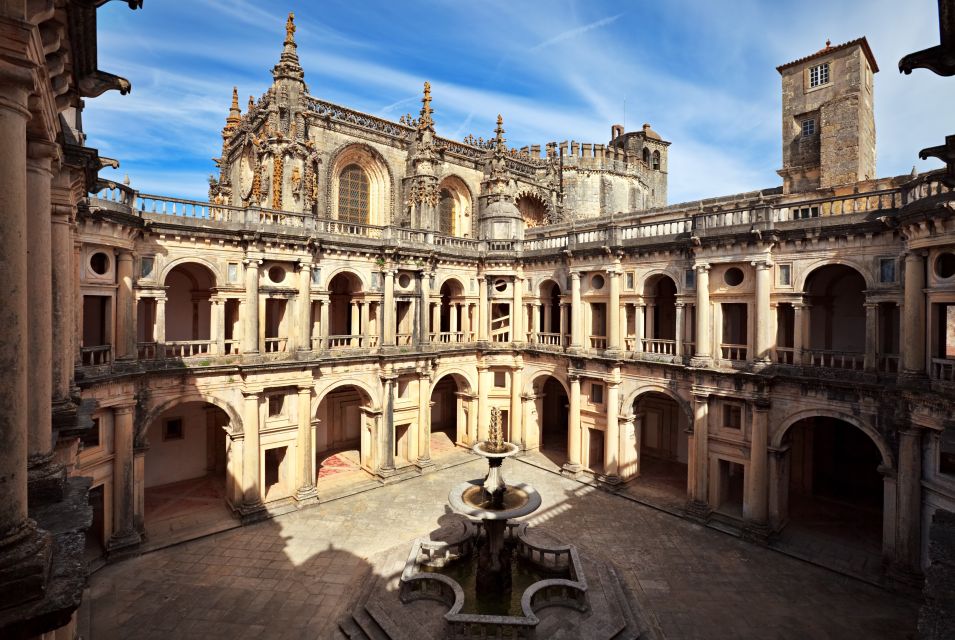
536,280,562,345
804,265,867,369
144,401,235,543
777,416,884,562
628,391,690,510
162,262,216,357
430,374,470,456
315,384,374,484
438,279,466,342
330,145,391,226
643,274,678,355
652,150,661,170
642,148,650,165
538,376,569,467
338,164,369,224
437,176,472,237
516,194,548,228
327,272,365,348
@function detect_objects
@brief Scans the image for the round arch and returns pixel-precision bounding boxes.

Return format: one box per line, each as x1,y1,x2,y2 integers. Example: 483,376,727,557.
621,384,692,423
322,267,368,292
772,409,894,469
160,257,221,289
429,369,476,397
523,370,570,397
516,191,551,227
639,269,683,296
437,175,474,238
139,392,243,444
314,378,380,413
327,143,394,226
537,278,562,297
437,275,467,296
796,259,874,292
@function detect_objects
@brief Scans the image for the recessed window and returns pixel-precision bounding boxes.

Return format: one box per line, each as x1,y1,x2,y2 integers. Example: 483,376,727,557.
801,119,815,137
794,206,819,219
81,417,101,449
338,164,369,224
493,371,506,388
398,273,412,288
941,449,955,477
935,252,955,279
778,264,792,287
268,395,285,417
228,263,239,282
809,62,830,88
163,418,184,441
89,252,110,275
724,267,744,287
268,266,285,284
590,383,604,405
724,404,743,429
626,272,635,290
494,279,508,293
685,269,696,289
312,267,322,285
591,274,605,290
140,257,155,279
879,258,897,284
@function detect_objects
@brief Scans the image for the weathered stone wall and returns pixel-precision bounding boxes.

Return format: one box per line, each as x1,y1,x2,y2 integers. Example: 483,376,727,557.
919,509,955,640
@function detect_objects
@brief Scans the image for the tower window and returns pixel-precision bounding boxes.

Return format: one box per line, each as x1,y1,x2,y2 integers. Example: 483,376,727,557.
439,188,455,235
652,150,661,170
337,164,369,224
809,62,830,88
801,119,815,137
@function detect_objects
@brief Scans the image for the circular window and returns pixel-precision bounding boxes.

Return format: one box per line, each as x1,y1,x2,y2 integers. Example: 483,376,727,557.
591,274,605,290
89,252,110,275
935,252,955,279
398,273,412,288
494,279,508,293
724,267,744,287
268,266,285,283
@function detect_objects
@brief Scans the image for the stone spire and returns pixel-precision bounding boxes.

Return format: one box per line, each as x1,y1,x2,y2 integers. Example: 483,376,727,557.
248,94,254,113
493,114,507,154
272,11,305,82
418,81,434,131
221,86,241,145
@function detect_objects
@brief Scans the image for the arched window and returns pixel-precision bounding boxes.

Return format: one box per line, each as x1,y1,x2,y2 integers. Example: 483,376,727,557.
652,150,661,170
439,189,455,235
642,148,650,165
338,164,369,224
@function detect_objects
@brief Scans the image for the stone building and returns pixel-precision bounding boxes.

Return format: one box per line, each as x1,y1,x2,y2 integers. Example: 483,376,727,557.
3,7,955,636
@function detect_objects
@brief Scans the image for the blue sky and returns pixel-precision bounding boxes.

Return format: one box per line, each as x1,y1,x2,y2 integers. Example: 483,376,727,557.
88,0,952,205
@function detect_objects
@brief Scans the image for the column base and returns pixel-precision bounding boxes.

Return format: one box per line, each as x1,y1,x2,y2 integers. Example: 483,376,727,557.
604,348,623,359
415,457,436,473
741,521,771,543
50,397,79,432
27,454,66,503
237,500,267,523
106,527,142,559
0,520,53,610
597,473,621,488
561,462,582,478
294,485,319,505
684,499,710,521
688,356,713,369
898,369,930,388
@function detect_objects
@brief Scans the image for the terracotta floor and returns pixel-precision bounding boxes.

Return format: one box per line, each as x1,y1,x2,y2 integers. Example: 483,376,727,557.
143,475,237,549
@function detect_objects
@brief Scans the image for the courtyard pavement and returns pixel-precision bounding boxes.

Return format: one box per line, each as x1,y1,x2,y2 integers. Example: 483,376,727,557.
83,457,918,640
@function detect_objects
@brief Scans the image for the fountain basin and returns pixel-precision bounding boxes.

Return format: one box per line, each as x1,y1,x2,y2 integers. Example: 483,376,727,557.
448,480,542,520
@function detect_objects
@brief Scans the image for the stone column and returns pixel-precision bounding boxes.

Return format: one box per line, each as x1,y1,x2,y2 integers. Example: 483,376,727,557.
418,272,430,347
674,302,685,358
154,295,166,343
744,399,770,533
512,274,524,343
430,301,440,341
559,302,568,346
901,252,925,376
417,373,432,466
535,303,544,340
359,302,370,347
320,297,330,347
241,391,263,513
114,250,135,359
477,365,490,442
449,301,459,334
478,275,488,341
692,265,712,366
295,386,317,502
570,272,582,348
25,141,60,494
509,363,523,447
793,301,806,365
603,378,620,482
618,413,637,480
212,297,225,355
379,376,396,473
350,301,360,345
297,261,312,351
864,302,879,372
633,303,645,353
754,260,772,363
689,393,710,512
461,303,471,341
50,195,74,404
565,374,582,473
108,406,141,552
243,259,261,353
608,269,621,351
383,268,396,347
896,428,922,571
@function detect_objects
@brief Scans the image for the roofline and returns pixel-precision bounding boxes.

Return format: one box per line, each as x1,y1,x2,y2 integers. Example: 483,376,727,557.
776,37,879,74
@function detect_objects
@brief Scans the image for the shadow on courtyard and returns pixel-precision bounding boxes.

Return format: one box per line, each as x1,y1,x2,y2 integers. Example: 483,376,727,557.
84,458,922,640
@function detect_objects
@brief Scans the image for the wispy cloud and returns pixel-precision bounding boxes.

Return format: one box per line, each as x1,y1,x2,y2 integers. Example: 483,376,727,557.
530,13,624,52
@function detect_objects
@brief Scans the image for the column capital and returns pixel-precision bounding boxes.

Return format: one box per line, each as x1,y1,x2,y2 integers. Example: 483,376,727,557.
751,259,773,270
27,138,61,166
241,389,261,399
242,257,263,267
116,250,134,261
694,263,711,273
296,259,312,271
297,385,312,395
112,405,136,417
570,271,581,281
752,397,771,412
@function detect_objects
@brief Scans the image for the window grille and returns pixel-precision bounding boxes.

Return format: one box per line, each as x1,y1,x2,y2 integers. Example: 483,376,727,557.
338,164,369,224
439,189,455,235
809,62,830,88
801,119,815,137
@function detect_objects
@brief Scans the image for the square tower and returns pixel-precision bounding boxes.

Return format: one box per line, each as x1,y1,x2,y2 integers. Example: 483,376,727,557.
777,38,878,194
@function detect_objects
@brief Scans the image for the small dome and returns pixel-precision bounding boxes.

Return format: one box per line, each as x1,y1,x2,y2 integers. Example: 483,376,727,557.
483,200,521,218
641,123,661,141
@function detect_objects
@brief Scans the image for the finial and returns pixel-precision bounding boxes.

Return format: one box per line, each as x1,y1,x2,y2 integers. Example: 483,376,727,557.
248,95,254,112
123,173,130,186
419,81,433,128
231,86,239,110
286,12,296,42
825,39,831,49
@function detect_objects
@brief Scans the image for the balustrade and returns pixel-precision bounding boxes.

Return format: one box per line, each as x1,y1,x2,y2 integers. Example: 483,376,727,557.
773,347,795,364
931,358,955,382
536,332,561,346
641,338,676,355
589,335,607,349
878,354,900,374
80,344,112,366
804,349,864,371
264,337,288,353
720,343,749,361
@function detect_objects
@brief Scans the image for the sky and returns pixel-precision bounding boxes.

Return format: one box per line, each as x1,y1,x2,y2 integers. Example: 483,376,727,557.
87,0,953,205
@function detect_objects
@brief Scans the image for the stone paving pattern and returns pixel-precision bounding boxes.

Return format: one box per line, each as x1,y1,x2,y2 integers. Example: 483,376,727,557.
84,458,918,639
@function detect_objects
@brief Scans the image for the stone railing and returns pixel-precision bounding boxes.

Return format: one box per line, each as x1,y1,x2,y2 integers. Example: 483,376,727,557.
805,349,864,371
80,344,112,366
536,332,562,346
437,136,488,162
901,170,952,207
931,358,955,382
304,96,412,138
589,335,607,349
773,347,796,364
720,343,748,361
264,337,288,353
642,338,676,355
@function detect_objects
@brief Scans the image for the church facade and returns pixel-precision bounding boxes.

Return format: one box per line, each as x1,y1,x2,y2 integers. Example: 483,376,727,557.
2,7,955,635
